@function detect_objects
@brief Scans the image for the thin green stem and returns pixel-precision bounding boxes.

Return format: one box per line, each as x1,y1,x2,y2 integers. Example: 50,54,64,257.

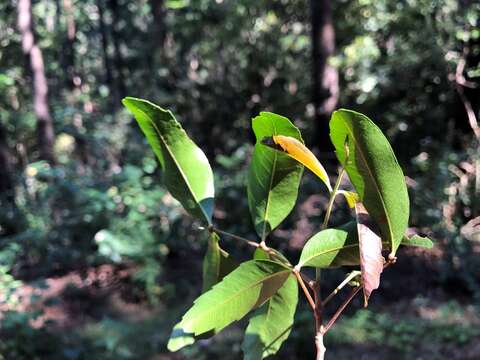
322,270,361,306
321,167,345,230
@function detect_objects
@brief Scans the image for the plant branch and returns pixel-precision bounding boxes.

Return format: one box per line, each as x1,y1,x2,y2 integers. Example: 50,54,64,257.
294,269,316,311
209,226,259,248
322,285,362,334
322,270,361,306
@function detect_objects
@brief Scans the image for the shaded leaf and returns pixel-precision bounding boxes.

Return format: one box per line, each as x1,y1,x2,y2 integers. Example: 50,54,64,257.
401,234,434,248
356,203,384,307
263,135,332,192
202,232,238,292
242,274,298,360
123,97,214,224
167,260,291,351
297,222,361,269
247,112,304,240
330,109,409,256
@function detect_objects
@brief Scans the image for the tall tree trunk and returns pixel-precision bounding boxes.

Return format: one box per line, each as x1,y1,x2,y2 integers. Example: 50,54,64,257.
18,0,56,165
310,0,338,151
108,0,127,100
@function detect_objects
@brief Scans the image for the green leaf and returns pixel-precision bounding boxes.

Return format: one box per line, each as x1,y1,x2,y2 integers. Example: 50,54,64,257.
247,112,304,240
242,274,298,360
122,97,214,224
330,109,410,256
401,234,434,248
202,232,238,292
296,222,361,269
168,260,291,351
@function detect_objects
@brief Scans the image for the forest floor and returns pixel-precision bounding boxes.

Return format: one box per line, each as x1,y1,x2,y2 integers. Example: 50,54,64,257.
2,248,480,360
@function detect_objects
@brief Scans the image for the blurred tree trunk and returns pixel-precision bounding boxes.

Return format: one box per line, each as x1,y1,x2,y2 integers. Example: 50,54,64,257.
97,0,116,106
61,0,77,88
150,0,166,48
310,0,338,151
17,0,56,165
0,124,15,204
0,124,23,235
108,0,127,101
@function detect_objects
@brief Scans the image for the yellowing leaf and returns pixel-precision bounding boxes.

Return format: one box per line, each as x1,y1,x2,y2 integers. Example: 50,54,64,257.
356,203,384,307
266,135,332,192
338,190,359,208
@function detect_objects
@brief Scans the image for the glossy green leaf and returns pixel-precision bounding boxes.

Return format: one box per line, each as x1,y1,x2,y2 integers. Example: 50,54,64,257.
296,222,361,269
242,274,298,360
247,112,304,240
401,234,434,248
202,232,238,292
123,97,214,224
167,260,291,351
330,109,410,256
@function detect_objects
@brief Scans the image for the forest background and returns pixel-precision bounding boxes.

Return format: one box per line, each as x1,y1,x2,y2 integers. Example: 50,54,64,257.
0,0,479,359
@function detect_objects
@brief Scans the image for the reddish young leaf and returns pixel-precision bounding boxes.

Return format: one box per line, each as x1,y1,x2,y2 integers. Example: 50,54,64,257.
356,203,384,307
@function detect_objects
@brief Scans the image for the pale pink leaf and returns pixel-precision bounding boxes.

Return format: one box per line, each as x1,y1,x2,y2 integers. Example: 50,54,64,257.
355,203,384,307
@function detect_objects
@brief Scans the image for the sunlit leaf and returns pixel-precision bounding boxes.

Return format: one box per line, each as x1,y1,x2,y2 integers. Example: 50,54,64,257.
296,222,361,269
242,275,298,360
202,232,238,292
338,190,359,208
167,260,291,351
330,109,409,256
247,112,304,240
263,135,332,192
356,203,384,307
123,97,214,224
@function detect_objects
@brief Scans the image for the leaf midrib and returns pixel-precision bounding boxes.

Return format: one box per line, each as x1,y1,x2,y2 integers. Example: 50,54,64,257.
261,121,279,241
132,102,211,224
342,121,395,246
183,268,290,333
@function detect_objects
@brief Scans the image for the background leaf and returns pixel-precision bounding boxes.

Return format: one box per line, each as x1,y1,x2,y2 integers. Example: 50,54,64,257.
356,203,384,307
297,222,361,269
202,232,238,292
168,260,291,351
247,112,304,240
123,97,215,224
401,235,434,248
330,109,409,256
242,274,298,360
